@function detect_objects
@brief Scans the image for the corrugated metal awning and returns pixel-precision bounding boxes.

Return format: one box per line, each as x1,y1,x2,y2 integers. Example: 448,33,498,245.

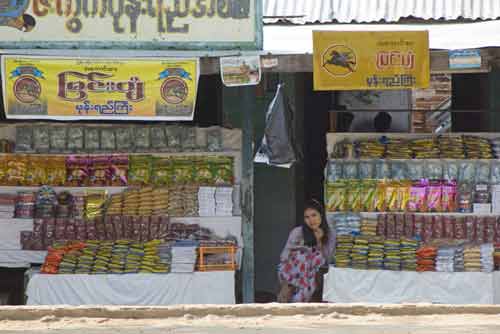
264,0,500,24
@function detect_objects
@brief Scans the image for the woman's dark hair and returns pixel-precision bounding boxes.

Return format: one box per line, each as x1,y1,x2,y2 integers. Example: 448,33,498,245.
302,199,330,247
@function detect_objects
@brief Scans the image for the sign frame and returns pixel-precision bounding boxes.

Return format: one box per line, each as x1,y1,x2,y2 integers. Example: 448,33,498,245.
0,0,263,51
1,55,200,121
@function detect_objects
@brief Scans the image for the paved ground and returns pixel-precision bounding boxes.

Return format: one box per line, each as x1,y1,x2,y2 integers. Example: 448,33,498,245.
2,312,500,334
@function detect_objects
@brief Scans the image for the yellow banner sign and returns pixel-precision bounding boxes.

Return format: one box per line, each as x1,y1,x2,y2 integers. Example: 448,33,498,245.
1,56,199,121
313,31,430,91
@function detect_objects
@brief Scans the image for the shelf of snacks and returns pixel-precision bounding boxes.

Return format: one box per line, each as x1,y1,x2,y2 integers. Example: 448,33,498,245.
327,133,500,160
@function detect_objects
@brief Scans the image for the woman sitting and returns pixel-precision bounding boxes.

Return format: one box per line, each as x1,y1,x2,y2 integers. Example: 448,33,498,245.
277,199,335,302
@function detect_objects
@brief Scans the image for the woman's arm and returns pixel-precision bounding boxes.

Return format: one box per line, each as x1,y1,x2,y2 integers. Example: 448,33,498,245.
279,227,303,262
321,226,336,261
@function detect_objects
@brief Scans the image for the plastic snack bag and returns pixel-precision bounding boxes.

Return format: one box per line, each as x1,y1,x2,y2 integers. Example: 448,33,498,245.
342,161,358,179
84,128,100,152
325,182,346,212
441,181,457,212
134,127,151,152
115,127,135,152
49,127,67,153
165,126,182,152
206,128,223,152
427,180,443,212
491,161,500,184
100,128,116,152
374,160,391,179
425,160,443,180
15,127,34,153
390,161,408,180
407,161,425,180
33,127,50,153
182,127,198,151
358,161,374,179
408,181,427,212
459,161,476,183
443,160,460,181
475,161,491,184
151,127,168,151
67,127,84,152
326,160,343,184
374,181,387,212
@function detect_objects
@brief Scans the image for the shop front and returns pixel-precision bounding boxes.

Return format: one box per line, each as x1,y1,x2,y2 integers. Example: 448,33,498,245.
0,0,262,305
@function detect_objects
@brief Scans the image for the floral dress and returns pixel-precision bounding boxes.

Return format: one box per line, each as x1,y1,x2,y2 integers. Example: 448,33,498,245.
278,226,336,302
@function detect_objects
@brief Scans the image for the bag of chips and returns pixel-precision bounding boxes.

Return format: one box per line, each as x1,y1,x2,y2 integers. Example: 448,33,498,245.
15,127,34,153
50,127,67,153
115,127,135,152
84,128,100,152
134,127,151,152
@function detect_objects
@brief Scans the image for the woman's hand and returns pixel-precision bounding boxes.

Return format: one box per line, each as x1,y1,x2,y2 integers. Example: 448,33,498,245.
313,228,324,245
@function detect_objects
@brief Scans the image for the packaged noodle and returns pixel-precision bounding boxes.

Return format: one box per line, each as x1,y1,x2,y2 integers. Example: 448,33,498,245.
343,161,358,179
25,156,47,186
89,155,109,186
374,181,387,212
165,126,182,152
46,157,67,186
6,155,28,186
206,128,223,152
66,155,89,187
441,181,457,212
108,155,129,186
385,181,400,212
408,181,427,212
129,155,153,185
360,180,377,211
346,180,362,212
398,181,411,211
182,127,198,151
427,180,443,212
325,182,347,212
425,160,443,180
151,157,172,186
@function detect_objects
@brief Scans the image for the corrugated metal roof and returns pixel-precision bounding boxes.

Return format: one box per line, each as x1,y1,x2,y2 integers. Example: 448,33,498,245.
264,0,500,24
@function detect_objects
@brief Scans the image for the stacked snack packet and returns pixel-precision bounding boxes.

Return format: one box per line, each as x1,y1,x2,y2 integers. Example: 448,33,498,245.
367,236,385,270
400,238,418,271
464,245,482,272
416,246,437,272
480,243,495,273
435,246,456,272
494,243,500,270
383,239,401,271
351,236,369,269
360,218,377,237
454,244,465,272
334,235,353,268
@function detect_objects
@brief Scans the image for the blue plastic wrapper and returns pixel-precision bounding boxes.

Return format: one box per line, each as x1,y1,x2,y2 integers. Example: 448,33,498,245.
407,161,425,180
475,161,491,184
375,160,391,179
326,160,343,183
425,160,443,180
390,161,408,180
443,161,460,181
459,161,476,182
343,161,359,179
358,161,374,179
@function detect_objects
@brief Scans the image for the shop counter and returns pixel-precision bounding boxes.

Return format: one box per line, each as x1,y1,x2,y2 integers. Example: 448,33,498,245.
323,266,497,304
27,271,235,305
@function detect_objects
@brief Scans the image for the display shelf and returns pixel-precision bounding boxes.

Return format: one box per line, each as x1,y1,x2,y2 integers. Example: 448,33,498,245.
359,212,500,217
326,212,500,217
0,186,127,195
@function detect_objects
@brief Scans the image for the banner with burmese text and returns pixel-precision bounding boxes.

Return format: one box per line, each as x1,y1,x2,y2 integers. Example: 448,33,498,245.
2,56,199,121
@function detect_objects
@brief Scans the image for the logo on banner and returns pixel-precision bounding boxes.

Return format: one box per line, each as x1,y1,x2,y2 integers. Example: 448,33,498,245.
322,45,357,77
10,66,44,103
158,68,192,104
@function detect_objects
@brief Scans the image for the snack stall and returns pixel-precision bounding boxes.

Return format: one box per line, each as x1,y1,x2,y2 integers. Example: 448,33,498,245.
0,123,243,305
323,133,500,304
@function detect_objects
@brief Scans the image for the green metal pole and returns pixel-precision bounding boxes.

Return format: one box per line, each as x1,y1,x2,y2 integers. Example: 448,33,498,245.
240,85,255,303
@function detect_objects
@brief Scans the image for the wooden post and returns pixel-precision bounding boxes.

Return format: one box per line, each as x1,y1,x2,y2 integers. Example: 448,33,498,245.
240,86,255,303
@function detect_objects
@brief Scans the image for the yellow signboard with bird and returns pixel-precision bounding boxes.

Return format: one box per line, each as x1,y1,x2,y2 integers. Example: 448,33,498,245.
313,31,430,91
